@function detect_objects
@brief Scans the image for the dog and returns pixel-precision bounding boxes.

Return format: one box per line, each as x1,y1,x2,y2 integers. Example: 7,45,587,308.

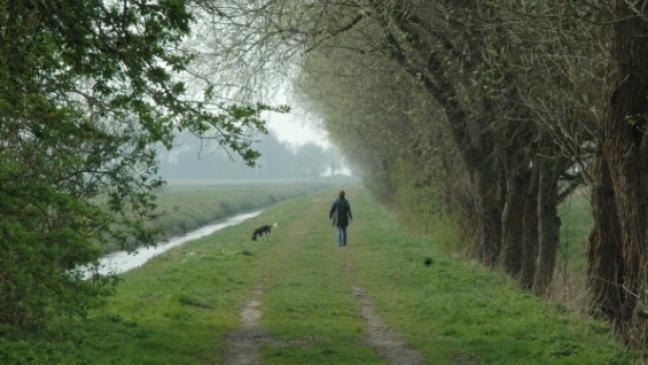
251,222,278,241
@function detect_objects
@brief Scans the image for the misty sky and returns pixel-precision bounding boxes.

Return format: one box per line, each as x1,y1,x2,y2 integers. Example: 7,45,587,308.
267,109,329,147
263,87,330,148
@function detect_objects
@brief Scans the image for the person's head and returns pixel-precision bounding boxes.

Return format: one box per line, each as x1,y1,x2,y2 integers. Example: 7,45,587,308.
339,190,346,199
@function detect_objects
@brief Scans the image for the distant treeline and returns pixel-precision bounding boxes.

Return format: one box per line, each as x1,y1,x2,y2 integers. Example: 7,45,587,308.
158,132,351,181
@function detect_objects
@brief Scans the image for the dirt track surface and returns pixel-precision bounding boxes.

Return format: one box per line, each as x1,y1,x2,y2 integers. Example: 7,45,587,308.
351,285,425,365
222,286,268,365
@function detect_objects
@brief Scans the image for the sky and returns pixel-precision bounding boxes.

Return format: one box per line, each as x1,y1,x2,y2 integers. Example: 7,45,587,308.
262,91,353,175
265,106,330,148
263,88,331,148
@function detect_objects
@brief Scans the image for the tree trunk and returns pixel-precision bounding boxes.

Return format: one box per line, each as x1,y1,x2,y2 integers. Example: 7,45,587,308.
502,167,530,275
534,158,561,295
591,1,648,344
520,164,539,289
379,5,504,268
475,169,503,267
587,156,626,325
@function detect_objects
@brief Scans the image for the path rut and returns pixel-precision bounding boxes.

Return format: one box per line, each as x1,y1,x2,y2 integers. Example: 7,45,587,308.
222,286,269,365
222,195,426,364
221,197,326,364
347,262,426,365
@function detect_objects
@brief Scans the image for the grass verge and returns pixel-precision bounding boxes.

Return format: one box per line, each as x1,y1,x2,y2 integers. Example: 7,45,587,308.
102,183,323,253
347,188,633,364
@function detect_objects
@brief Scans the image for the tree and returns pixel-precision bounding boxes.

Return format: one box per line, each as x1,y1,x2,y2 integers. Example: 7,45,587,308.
587,1,648,345
0,0,274,327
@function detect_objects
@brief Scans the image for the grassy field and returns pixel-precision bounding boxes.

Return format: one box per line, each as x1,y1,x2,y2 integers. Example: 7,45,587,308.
152,183,323,237
0,187,634,364
102,183,323,253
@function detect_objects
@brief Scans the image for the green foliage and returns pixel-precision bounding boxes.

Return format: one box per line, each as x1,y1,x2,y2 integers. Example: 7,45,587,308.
0,0,277,328
386,156,478,255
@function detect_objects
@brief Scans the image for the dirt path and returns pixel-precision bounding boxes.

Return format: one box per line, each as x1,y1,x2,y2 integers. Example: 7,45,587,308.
346,262,426,365
222,197,326,365
222,193,425,364
222,285,269,365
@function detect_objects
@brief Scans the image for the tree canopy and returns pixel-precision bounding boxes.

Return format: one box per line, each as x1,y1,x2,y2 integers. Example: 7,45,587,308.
0,0,277,326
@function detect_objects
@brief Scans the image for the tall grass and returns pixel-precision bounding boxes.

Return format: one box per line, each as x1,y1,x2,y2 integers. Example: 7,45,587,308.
391,183,599,313
390,181,471,256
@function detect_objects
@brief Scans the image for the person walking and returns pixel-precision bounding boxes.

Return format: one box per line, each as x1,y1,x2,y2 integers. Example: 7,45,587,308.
329,190,352,247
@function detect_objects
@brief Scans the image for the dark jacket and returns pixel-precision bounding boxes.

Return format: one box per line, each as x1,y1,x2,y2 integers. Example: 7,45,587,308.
329,197,352,227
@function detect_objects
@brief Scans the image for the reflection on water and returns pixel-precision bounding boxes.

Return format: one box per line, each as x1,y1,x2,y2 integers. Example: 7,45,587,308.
92,210,263,276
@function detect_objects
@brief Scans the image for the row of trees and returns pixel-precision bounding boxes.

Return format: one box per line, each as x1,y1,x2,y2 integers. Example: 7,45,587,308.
3,0,647,348
158,132,347,180
201,0,648,345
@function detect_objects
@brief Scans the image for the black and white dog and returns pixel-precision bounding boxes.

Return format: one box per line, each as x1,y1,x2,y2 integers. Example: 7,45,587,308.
251,222,278,241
